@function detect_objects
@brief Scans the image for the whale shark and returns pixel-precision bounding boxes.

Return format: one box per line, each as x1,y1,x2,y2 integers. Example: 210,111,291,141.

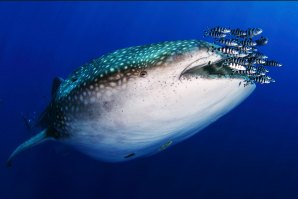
7,39,256,165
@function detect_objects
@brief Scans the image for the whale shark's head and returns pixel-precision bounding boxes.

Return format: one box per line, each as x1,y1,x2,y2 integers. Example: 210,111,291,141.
56,40,242,102
7,40,256,164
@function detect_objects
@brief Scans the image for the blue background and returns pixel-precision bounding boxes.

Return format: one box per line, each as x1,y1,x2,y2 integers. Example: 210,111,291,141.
0,2,298,199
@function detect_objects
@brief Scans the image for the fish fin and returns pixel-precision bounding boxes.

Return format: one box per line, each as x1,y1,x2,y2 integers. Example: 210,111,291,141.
35,105,51,128
6,129,52,167
51,77,64,97
35,77,63,128
36,77,63,128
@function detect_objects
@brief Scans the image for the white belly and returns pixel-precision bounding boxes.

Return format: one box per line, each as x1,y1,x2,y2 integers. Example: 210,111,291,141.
66,75,255,162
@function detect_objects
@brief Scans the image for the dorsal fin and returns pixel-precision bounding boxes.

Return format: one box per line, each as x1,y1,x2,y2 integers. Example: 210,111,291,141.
35,104,51,128
51,77,64,97
36,77,63,128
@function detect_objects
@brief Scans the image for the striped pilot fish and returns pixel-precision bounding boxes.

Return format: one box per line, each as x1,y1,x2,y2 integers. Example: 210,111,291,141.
231,28,247,38
234,68,256,75
208,26,231,34
237,45,252,52
204,30,227,38
250,52,268,59
226,57,249,66
7,40,256,165
223,62,246,71
215,38,239,47
250,75,275,84
239,38,257,47
217,46,239,55
246,28,263,38
264,60,282,67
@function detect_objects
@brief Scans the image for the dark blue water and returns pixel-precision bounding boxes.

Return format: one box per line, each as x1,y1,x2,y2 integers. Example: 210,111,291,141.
1,2,298,199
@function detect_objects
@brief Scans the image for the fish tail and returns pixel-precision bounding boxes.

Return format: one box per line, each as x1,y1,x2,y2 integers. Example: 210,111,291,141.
6,129,50,167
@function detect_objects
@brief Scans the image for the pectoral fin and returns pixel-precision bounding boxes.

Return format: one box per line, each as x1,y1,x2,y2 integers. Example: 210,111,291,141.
6,129,51,167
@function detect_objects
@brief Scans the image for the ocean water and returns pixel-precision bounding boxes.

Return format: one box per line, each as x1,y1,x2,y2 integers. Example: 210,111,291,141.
0,2,298,199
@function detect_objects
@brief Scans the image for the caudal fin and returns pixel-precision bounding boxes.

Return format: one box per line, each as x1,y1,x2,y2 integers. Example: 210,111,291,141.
6,129,50,167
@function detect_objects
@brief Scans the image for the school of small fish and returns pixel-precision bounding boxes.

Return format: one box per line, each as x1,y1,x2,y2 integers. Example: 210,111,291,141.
204,27,282,86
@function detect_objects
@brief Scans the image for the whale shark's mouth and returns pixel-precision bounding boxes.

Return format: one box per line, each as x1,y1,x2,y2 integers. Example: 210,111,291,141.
181,59,249,80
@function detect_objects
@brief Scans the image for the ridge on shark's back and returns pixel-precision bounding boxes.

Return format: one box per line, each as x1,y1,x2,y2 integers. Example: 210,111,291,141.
7,39,256,165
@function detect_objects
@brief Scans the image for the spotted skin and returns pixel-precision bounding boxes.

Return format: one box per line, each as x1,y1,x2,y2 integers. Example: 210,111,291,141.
49,40,215,138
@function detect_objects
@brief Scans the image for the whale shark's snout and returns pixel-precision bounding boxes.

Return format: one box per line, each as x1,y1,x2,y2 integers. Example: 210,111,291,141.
7,40,256,165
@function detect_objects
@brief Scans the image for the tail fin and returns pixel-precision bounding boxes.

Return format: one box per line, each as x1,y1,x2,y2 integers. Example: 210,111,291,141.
6,129,50,167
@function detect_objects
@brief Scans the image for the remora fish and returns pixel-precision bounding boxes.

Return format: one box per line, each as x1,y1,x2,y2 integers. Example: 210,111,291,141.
7,40,255,165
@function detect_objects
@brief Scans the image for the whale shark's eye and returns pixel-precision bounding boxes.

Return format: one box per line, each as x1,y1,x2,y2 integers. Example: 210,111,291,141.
139,71,147,78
